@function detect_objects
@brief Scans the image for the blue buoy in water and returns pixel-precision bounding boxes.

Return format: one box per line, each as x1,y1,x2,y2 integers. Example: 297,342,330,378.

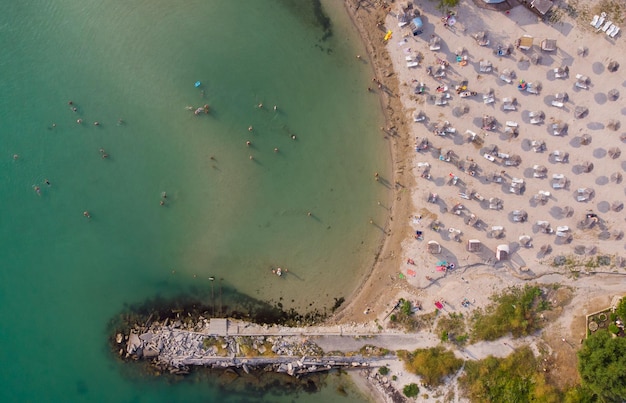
195,81,201,88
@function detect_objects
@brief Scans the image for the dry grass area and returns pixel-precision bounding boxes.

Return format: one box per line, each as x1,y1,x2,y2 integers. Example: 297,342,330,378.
540,293,609,390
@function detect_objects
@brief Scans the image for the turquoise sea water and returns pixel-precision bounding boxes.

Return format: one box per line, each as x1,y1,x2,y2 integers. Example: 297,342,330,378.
0,0,389,401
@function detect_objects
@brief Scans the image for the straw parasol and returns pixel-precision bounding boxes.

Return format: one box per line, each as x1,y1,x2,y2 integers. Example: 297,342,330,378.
607,60,619,72
608,89,619,101
608,147,621,159
607,119,620,131
612,201,624,212
614,230,624,240
519,235,532,247
577,46,588,56
574,245,586,255
582,161,594,173
563,206,574,217
539,244,552,257
580,133,592,145
530,53,541,65
574,106,588,119
610,172,623,183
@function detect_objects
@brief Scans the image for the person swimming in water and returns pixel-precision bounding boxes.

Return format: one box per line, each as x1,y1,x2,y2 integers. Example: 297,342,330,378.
33,185,41,195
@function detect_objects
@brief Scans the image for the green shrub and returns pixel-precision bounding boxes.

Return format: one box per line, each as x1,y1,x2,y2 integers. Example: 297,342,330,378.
378,366,389,376
400,347,463,386
460,347,561,402
470,286,547,341
609,323,620,334
392,375,397,381
403,383,419,398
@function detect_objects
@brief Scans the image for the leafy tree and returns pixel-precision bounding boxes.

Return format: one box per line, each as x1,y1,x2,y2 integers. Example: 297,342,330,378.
378,366,389,376
403,383,419,398
578,330,626,401
616,297,626,322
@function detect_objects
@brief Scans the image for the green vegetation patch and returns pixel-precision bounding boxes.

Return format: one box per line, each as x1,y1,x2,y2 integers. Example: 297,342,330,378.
460,346,561,402
578,330,626,401
399,346,463,387
403,383,420,398
470,285,549,341
436,312,468,346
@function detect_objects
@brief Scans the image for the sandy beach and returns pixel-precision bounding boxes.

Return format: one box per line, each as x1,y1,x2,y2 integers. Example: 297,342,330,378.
336,0,626,400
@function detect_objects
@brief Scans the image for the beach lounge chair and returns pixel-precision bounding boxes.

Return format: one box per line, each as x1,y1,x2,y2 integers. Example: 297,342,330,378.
506,121,518,128
594,14,605,29
602,21,613,32
575,81,588,90
483,93,495,104
530,116,544,125
551,100,564,108
610,27,620,38
499,74,512,84
590,15,599,27
606,24,616,36
407,61,419,68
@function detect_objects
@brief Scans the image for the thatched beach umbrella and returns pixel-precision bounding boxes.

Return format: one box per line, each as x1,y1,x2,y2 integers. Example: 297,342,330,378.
574,106,588,119
531,53,541,65
539,244,552,257
555,92,568,102
608,147,621,159
577,46,588,56
563,206,574,217
508,154,522,166
607,120,620,131
612,201,624,212
574,245,586,255
610,172,623,183
519,235,532,247
580,133,592,145
608,89,619,101
582,161,594,173
614,230,624,240
607,60,619,72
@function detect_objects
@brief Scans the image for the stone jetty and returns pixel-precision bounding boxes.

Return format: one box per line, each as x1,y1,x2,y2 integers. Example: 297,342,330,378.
117,318,385,376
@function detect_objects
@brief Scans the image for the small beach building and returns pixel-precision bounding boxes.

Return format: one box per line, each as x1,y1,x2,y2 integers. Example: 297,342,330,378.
528,0,554,16
468,239,481,252
541,38,557,52
428,240,442,254
518,35,534,50
496,244,510,261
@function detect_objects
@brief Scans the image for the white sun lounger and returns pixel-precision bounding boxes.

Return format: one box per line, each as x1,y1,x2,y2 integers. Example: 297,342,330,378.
407,62,419,68
506,121,518,127
405,56,414,61
595,15,605,29
606,24,616,36
602,21,613,32
575,81,588,90
530,117,544,125
610,27,620,38
551,100,564,108
499,75,512,84
590,15,599,27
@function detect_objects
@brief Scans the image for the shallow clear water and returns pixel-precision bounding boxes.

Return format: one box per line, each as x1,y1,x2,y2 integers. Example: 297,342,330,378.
0,0,388,400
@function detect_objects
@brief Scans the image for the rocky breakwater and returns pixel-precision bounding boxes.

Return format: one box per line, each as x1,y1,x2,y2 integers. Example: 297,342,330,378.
116,319,381,377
